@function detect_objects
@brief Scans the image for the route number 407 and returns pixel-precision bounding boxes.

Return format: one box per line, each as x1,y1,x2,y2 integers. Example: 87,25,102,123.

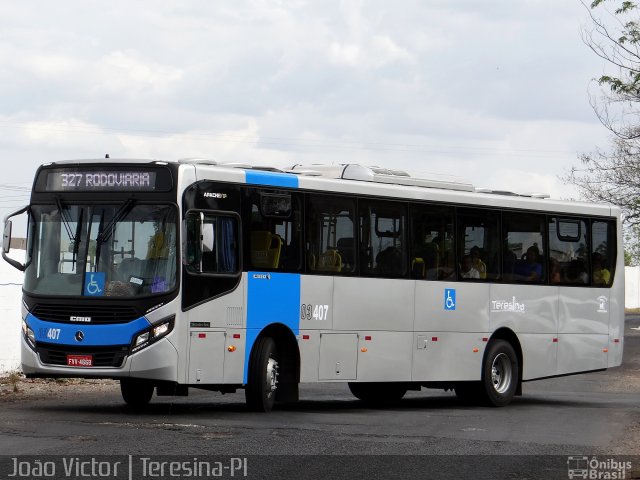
300,304,329,321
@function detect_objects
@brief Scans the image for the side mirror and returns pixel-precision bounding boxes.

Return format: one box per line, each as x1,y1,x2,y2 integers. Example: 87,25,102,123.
2,205,29,271
2,220,11,254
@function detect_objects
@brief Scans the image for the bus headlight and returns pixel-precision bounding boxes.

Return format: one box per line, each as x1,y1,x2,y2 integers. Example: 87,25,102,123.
131,315,175,354
135,332,150,346
22,320,36,349
153,322,170,338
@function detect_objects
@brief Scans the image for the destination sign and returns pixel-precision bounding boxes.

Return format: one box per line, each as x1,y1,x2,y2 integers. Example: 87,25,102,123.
37,167,173,192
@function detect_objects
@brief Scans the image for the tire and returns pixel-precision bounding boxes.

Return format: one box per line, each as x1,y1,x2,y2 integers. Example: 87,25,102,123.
245,337,279,412
120,379,154,408
480,339,519,407
348,382,407,405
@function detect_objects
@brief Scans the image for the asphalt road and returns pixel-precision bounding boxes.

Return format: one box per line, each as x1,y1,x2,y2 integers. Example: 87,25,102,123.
2,316,640,479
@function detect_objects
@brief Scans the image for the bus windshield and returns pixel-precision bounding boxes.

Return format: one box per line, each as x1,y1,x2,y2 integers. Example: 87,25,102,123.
24,203,178,297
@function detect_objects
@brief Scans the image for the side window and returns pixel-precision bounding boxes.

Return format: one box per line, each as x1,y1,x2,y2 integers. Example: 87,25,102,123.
185,212,239,274
409,204,455,280
359,200,408,277
306,195,356,274
502,213,545,283
457,209,500,281
549,217,589,285
592,220,615,287
245,189,302,272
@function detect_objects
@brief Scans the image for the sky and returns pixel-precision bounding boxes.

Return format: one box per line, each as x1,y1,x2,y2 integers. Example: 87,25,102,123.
0,0,617,221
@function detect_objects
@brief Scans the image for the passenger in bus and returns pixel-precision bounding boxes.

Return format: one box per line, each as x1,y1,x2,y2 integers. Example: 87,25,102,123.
415,238,439,279
592,253,611,286
549,258,561,284
514,245,542,282
470,246,487,279
503,248,517,280
565,258,588,284
460,255,480,279
376,246,403,275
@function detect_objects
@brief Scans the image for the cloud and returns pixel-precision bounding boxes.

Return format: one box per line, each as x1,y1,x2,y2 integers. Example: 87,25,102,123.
328,35,415,69
91,51,184,98
0,0,614,204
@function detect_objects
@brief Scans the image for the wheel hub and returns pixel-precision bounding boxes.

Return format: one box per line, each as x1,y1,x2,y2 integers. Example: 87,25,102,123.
491,353,512,394
265,356,279,399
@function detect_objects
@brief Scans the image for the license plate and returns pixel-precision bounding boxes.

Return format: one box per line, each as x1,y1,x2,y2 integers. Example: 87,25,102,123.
66,355,93,367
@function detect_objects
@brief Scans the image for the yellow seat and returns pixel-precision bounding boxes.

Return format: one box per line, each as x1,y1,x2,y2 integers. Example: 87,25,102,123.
317,249,342,272
147,231,168,259
411,257,425,278
250,231,283,268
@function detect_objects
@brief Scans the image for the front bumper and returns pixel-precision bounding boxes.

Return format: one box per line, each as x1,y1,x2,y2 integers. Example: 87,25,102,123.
21,334,178,381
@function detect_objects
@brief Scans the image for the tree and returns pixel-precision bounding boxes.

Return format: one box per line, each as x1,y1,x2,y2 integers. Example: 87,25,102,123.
581,0,640,140
567,1,640,262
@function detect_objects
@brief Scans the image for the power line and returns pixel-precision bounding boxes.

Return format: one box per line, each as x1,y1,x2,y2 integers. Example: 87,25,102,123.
0,120,579,159
0,185,30,192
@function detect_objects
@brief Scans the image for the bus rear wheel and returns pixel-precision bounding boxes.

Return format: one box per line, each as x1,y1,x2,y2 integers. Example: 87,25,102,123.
348,382,407,405
481,339,519,407
245,337,279,412
120,379,154,408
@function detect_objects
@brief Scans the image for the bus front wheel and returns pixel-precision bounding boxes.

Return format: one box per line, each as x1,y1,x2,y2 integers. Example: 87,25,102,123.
245,337,279,412
120,379,154,408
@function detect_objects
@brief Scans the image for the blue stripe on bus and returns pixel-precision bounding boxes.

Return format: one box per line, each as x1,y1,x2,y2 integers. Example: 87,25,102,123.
245,170,299,188
244,272,301,383
26,314,151,346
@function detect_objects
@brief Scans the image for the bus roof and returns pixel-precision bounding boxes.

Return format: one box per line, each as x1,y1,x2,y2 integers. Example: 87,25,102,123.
40,159,619,218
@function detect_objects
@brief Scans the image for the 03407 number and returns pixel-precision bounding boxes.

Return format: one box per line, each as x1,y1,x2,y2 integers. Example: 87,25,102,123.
300,304,329,321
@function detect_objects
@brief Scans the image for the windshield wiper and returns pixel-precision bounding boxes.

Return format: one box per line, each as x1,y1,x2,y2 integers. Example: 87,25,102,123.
72,208,83,266
94,210,105,270
95,198,136,246
55,197,75,243
55,197,83,267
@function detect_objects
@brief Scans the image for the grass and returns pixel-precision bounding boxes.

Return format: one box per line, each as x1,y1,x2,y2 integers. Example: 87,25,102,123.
0,370,23,393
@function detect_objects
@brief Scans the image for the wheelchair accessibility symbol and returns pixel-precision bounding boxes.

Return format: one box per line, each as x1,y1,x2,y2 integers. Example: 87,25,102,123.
444,289,456,311
84,272,105,297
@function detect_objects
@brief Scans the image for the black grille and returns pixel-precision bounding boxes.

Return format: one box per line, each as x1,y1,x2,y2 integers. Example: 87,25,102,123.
37,343,129,368
31,304,141,324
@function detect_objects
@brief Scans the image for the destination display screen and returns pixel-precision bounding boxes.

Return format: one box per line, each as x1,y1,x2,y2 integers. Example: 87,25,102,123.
36,166,173,192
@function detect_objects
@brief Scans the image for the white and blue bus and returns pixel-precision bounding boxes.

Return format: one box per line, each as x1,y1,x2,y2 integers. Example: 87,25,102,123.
2,160,624,411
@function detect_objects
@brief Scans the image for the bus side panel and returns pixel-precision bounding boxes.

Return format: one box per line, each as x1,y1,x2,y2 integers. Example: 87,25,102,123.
411,332,485,381
519,334,558,380
489,285,558,379
182,278,246,385
489,284,558,335
608,284,624,368
244,272,300,384
414,282,490,333
300,275,334,330
330,277,413,382
355,331,413,382
558,288,609,335
608,219,625,368
557,288,609,375
299,275,334,382
333,277,414,332
557,333,609,374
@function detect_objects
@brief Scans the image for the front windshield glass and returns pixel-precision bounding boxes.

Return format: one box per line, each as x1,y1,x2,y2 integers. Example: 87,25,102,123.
24,203,177,297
